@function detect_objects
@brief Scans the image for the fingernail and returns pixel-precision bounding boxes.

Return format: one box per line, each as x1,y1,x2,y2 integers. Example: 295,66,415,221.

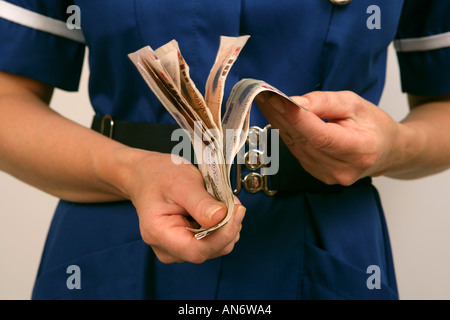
268,96,285,114
293,96,309,110
206,204,226,220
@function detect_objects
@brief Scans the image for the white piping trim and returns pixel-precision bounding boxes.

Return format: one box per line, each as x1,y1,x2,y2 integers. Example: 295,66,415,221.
394,31,450,52
0,0,85,44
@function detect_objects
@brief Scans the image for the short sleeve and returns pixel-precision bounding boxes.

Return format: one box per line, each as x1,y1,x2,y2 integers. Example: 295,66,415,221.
0,0,86,91
394,0,450,96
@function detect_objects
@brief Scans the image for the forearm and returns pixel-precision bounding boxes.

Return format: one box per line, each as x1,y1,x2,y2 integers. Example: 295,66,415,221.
0,92,138,203
381,97,450,179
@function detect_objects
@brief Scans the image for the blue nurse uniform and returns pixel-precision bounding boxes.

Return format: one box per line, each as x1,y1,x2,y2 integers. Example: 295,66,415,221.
1,0,449,300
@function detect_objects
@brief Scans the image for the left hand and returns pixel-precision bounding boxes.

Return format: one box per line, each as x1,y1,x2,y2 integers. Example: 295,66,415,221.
255,90,405,185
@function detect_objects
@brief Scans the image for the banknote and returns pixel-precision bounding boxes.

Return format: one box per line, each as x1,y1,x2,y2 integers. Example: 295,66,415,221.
129,36,304,239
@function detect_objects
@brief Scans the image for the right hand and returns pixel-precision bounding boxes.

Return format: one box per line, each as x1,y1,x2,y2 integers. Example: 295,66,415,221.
125,150,246,264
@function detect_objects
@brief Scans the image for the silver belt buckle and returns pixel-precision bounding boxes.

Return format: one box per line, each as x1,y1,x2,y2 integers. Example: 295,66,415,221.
233,124,277,196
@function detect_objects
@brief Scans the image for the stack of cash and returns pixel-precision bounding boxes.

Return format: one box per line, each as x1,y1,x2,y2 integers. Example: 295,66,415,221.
129,35,300,239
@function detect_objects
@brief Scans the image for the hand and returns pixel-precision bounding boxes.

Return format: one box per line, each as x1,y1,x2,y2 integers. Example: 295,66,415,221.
125,150,245,264
256,90,408,185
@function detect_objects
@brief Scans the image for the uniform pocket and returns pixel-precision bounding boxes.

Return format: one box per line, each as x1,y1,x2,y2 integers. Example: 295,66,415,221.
32,240,143,300
300,242,398,300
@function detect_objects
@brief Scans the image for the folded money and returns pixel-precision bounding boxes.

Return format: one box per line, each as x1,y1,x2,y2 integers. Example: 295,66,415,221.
129,35,303,239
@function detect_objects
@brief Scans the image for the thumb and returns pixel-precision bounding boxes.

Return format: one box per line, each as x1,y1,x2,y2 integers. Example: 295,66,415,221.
193,197,228,229
168,172,228,229
295,91,354,120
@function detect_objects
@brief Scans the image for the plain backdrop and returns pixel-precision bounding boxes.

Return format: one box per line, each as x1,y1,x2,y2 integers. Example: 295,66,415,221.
1,44,450,300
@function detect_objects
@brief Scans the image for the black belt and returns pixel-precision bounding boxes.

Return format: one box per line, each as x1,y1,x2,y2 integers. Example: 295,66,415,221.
91,115,371,195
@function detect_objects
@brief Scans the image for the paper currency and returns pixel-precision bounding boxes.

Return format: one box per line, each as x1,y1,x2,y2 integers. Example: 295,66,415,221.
129,35,305,239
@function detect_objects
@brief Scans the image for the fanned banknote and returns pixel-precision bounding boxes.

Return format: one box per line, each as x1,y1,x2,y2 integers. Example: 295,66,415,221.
129,35,304,239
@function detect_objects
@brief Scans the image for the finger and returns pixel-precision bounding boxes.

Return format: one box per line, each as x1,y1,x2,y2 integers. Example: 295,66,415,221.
258,94,355,177
189,204,245,263
259,110,351,184
152,248,184,264
290,147,349,185
296,91,356,120
257,97,327,163
154,204,245,264
256,93,302,141
255,92,297,131
208,224,242,260
165,165,228,229
267,94,352,152
195,203,245,249
257,94,327,148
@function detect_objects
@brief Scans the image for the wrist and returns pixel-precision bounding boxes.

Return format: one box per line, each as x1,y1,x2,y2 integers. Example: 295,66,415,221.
379,121,427,178
96,144,174,202
91,143,145,201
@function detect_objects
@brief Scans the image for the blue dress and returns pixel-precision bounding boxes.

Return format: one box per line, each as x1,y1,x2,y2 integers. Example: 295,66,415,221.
1,0,449,300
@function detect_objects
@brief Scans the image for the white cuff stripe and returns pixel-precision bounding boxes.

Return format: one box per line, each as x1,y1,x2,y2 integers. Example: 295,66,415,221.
0,0,85,44
394,31,450,52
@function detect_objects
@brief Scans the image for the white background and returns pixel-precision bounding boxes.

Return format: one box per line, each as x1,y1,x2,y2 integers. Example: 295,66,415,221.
1,45,450,300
